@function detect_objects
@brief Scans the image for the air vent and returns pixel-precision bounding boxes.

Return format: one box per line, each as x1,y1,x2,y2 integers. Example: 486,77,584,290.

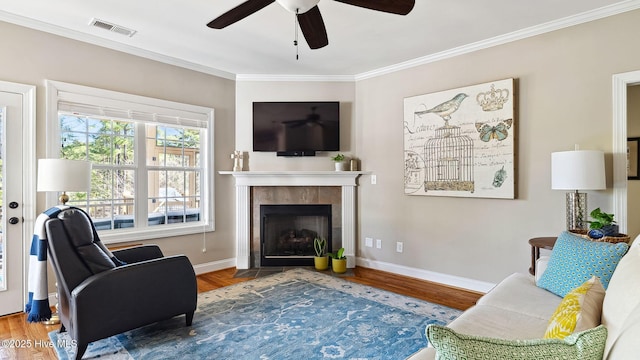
89,18,137,37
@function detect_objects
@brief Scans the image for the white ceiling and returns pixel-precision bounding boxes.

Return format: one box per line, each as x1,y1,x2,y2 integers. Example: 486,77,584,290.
1,0,638,80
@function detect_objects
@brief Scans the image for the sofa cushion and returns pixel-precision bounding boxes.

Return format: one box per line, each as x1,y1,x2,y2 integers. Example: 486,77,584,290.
605,301,640,360
447,304,550,340
426,324,607,360
477,273,561,321
544,276,604,339
601,243,640,359
537,231,628,297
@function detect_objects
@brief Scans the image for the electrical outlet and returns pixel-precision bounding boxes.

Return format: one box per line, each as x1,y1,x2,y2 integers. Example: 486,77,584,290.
371,175,377,185
396,242,403,253
376,239,382,249
365,237,373,247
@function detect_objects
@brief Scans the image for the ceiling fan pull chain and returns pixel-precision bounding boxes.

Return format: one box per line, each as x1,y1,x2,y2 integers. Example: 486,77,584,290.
294,8,299,60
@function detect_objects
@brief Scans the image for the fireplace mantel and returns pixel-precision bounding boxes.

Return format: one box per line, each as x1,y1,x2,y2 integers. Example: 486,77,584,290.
219,171,368,186
220,171,369,269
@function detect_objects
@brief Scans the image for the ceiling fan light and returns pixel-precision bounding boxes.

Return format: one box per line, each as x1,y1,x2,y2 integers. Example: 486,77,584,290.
276,0,320,14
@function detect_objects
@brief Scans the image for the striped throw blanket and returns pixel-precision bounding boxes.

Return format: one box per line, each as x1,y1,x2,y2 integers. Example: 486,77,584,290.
25,206,122,322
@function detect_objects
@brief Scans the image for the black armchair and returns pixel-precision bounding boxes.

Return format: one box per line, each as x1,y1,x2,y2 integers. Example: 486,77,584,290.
45,208,197,360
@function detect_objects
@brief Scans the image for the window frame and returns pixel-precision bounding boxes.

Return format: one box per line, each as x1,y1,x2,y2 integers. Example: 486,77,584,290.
45,80,215,244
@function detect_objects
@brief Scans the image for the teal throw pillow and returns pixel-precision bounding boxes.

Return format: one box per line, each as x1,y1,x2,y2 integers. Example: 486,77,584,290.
426,324,607,360
537,231,628,297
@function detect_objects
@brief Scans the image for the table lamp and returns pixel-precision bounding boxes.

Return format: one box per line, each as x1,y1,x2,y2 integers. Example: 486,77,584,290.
37,158,92,205
551,149,606,230
36,158,91,325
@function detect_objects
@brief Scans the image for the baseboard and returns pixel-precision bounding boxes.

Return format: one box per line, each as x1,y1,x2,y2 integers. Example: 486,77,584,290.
355,257,495,293
192,258,236,275
191,257,496,293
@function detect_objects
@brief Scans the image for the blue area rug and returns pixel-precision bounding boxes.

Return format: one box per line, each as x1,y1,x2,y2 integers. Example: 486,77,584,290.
50,268,461,359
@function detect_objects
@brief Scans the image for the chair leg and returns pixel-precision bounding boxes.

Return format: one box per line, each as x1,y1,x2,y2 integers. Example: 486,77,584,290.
75,342,88,360
186,311,194,326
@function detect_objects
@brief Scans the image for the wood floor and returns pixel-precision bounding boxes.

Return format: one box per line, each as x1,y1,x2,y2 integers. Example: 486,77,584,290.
0,267,482,359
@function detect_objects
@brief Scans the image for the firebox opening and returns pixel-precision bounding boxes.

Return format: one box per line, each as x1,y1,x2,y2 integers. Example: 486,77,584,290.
260,204,332,266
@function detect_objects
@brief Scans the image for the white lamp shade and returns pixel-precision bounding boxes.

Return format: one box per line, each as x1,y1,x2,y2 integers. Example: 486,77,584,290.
37,159,92,192
551,150,606,190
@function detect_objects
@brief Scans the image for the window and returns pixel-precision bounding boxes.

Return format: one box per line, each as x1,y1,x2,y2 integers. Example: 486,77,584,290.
46,81,214,243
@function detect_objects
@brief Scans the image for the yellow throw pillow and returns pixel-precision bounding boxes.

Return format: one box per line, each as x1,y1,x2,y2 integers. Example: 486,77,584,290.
544,276,605,339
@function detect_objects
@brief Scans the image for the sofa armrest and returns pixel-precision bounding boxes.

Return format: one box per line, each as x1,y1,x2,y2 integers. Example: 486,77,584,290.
535,255,550,283
112,244,164,263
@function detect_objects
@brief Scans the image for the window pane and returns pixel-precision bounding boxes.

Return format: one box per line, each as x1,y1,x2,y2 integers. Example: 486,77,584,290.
147,125,201,168
60,132,87,160
86,168,135,229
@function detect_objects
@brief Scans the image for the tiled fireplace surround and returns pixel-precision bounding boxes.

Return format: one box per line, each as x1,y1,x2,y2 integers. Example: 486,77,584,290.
220,171,366,269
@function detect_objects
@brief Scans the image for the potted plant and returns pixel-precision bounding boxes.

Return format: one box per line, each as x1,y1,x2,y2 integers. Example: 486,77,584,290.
586,208,618,239
331,154,348,171
328,247,347,274
313,237,329,271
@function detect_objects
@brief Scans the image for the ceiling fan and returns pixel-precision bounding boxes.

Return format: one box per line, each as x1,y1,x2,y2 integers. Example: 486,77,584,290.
207,0,415,50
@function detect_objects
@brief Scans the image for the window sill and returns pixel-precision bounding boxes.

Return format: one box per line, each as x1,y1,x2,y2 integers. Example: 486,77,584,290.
100,221,214,244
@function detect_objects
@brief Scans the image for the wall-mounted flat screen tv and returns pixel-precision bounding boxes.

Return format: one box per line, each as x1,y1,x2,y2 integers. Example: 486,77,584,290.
253,101,340,155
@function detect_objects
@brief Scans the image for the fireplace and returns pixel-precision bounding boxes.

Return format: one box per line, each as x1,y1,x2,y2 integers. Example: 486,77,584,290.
260,204,332,266
220,170,366,269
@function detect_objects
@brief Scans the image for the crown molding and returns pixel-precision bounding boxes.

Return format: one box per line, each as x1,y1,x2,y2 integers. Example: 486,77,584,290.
0,10,236,80
2,1,640,83
353,0,640,81
235,74,355,82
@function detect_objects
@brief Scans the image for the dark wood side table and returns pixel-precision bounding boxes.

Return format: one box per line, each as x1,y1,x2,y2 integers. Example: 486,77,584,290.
528,237,557,275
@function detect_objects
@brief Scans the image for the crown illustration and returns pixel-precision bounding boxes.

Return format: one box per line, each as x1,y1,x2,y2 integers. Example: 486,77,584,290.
476,84,509,111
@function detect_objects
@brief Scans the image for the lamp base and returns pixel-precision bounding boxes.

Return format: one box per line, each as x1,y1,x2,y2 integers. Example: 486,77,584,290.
566,191,587,230
59,192,69,205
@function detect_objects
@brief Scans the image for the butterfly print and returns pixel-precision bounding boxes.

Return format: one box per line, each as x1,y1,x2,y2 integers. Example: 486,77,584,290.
475,118,513,142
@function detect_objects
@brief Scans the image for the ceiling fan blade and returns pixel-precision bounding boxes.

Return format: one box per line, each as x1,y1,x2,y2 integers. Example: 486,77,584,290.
297,6,328,49
207,0,275,29
333,0,415,15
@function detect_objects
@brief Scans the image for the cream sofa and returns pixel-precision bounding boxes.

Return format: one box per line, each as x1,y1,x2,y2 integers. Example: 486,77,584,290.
408,239,640,360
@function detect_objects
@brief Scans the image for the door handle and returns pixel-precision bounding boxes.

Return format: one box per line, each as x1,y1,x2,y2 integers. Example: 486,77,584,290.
9,217,20,225
9,201,19,209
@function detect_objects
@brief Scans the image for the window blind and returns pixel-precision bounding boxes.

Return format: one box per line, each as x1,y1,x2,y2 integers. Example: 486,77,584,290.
57,91,209,129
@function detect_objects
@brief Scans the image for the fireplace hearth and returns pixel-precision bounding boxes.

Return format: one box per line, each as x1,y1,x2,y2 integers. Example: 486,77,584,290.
260,204,332,266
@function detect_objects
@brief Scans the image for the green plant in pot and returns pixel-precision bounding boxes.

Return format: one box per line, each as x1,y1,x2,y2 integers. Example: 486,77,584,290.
313,237,329,271
586,208,619,239
331,154,348,171
328,247,347,274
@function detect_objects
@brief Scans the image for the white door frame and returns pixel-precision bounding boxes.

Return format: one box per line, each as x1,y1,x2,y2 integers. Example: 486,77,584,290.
0,80,36,312
612,71,640,234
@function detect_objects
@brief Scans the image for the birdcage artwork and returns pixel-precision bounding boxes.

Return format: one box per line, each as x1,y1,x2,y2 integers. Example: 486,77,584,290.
424,124,474,192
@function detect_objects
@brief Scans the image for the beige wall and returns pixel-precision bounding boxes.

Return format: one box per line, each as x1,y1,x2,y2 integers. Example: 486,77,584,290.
0,21,238,268
5,8,640,291
235,10,640,287
354,9,640,284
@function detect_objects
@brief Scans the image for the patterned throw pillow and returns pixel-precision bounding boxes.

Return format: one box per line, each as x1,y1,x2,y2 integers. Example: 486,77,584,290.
544,276,605,339
426,324,607,360
537,231,628,297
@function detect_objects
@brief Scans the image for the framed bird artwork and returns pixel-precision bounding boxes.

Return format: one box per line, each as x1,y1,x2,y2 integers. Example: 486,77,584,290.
403,78,516,199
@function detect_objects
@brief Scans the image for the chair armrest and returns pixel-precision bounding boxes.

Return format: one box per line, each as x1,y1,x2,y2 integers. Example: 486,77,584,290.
112,244,164,263
69,255,197,342
535,255,550,283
